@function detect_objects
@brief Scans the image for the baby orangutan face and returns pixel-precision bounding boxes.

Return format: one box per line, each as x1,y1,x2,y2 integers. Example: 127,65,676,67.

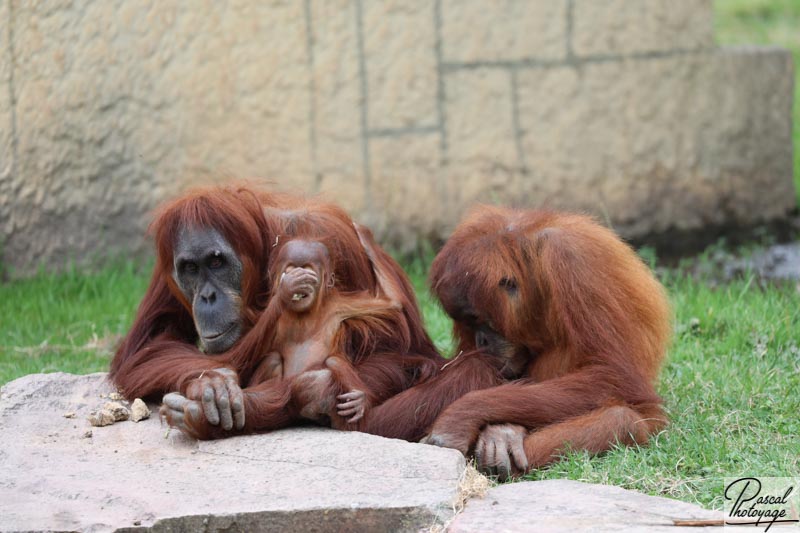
276,240,331,313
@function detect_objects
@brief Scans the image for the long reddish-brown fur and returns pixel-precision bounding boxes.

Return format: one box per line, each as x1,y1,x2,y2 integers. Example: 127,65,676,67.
110,184,442,436
358,350,506,442
420,206,671,469
234,203,438,378
357,206,670,470
109,185,282,400
178,222,441,439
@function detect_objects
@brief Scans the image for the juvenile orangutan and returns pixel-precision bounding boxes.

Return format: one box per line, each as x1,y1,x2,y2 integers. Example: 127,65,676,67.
245,230,406,428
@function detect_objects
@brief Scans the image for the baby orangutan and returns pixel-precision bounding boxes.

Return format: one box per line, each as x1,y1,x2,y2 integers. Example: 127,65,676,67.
243,234,404,428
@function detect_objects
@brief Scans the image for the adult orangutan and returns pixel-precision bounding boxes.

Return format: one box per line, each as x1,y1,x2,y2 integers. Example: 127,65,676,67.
338,206,668,474
110,185,440,435
161,224,430,437
417,206,671,478
109,185,280,401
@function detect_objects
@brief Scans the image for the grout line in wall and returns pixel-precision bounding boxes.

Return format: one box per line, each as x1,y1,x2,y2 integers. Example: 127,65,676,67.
433,0,448,167
6,0,18,183
354,0,372,206
566,0,575,61
441,47,712,73
368,125,439,139
575,47,713,65
303,0,321,193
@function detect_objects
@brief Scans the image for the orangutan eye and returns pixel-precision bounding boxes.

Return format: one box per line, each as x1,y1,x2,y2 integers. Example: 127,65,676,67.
499,277,518,293
208,251,225,270
182,261,198,274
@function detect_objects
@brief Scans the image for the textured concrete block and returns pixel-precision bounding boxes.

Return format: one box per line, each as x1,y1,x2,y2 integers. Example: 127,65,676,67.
573,0,714,56
6,1,312,272
515,48,795,236
444,68,521,208
165,2,313,187
0,372,466,532
441,0,567,62
440,67,529,217
0,0,12,242
310,0,367,211
370,133,445,248
364,1,438,130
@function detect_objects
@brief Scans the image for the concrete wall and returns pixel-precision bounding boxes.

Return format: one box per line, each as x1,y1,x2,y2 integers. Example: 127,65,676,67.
0,0,795,271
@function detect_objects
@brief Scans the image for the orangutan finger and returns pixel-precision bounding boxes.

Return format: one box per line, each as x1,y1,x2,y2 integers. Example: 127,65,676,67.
337,399,362,410
509,438,529,474
229,388,245,430
346,411,363,423
214,384,233,431
474,435,486,470
495,446,512,481
163,392,189,411
201,384,220,426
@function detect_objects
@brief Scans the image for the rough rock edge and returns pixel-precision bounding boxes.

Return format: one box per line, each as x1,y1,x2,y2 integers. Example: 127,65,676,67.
426,464,493,533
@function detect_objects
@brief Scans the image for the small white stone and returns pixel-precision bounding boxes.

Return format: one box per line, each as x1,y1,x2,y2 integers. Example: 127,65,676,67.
103,402,130,422
130,399,151,422
88,410,115,427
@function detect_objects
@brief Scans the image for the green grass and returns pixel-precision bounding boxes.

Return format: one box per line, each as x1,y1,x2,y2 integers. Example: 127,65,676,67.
0,262,150,381
1,256,798,510
715,0,800,205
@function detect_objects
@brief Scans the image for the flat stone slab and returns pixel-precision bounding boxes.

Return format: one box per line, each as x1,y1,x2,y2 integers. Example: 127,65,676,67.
0,373,465,532
449,480,723,533
1,372,723,532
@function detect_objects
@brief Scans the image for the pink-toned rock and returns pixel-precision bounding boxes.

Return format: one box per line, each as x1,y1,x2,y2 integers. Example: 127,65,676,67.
449,480,723,533
0,372,465,532
0,372,723,532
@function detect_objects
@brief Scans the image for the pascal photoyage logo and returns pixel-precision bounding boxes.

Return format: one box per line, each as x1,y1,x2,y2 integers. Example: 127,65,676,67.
724,477,800,531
